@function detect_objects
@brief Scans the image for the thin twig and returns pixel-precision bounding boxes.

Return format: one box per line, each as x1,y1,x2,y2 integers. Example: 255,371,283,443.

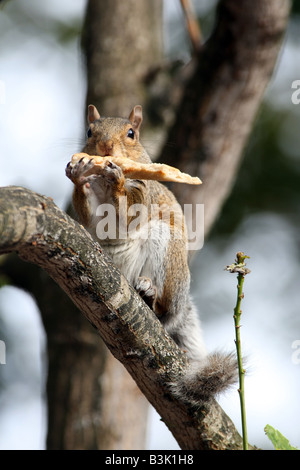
180,0,202,54
226,252,250,450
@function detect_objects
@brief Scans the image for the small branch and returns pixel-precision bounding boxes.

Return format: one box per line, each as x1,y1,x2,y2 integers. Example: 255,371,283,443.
180,0,202,54
226,252,251,450
0,185,248,450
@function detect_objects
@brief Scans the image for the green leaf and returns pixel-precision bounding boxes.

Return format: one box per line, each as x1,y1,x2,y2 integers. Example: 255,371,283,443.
264,425,298,450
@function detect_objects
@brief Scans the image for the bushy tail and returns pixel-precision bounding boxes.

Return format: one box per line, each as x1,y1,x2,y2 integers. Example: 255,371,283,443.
169,351,238,408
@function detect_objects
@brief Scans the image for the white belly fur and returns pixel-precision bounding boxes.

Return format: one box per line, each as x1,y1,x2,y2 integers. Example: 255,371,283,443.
101,219,170,294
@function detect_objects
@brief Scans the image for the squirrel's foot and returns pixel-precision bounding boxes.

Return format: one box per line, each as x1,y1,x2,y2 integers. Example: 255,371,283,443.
135,276,157,311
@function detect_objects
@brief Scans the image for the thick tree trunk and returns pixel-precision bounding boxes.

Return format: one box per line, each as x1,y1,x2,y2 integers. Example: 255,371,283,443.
82,0,163,116
78,0,165,450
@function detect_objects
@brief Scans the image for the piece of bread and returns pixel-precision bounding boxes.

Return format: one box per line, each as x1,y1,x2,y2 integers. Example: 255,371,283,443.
71,153,202,185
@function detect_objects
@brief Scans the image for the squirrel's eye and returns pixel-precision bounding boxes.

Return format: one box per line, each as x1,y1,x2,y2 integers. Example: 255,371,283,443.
127,128,135,139
87,128,92,138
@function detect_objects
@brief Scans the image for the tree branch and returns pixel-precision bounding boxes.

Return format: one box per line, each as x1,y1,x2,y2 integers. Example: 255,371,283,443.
160,0,290,237
180,0,203,55
0,185,246,450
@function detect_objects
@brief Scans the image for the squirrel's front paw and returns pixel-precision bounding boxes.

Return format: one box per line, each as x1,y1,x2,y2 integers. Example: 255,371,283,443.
65,156,95,185
99,160,123,183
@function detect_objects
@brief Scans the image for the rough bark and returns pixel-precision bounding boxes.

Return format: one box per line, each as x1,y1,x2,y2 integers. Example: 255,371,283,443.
0,185,247,450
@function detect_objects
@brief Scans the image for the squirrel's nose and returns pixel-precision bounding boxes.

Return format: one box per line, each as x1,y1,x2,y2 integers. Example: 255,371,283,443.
97,140,114,156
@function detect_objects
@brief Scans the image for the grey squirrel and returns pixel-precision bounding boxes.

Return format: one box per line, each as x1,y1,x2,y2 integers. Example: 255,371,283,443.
66,104,237,406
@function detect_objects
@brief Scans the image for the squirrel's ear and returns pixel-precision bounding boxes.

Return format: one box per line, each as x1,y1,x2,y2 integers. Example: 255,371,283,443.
88,104,101,123
129,105,143,131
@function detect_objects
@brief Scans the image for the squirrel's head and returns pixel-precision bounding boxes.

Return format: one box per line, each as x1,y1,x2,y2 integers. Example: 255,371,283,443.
84,105,144,160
